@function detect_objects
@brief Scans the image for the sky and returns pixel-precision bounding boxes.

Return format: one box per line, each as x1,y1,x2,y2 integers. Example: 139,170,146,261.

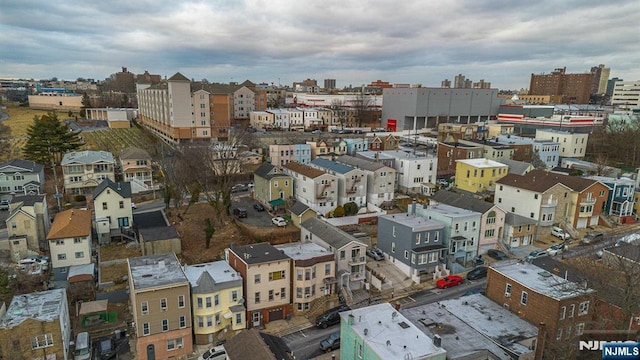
1,0,638,90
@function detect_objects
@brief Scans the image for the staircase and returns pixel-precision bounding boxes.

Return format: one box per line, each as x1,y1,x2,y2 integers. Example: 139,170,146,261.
305,294,339,321
129,177,150,194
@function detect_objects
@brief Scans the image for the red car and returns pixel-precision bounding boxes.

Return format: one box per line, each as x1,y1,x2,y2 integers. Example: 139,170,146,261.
436,275,464,289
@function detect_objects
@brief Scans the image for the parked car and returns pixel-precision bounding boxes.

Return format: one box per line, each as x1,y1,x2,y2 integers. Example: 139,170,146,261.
253,203,265,212
272,216,287,227
526,249,548,261
320,331,341,352
466,266,488,280
0,200,9,211
131,202,137,209
366,248,384,261
97,337,116,360
436,275,464,289
546,243,567,256
233,207,248,218
582,231,604,245
487,249,509,261
312,129,323,134
231,184,248,193
551,226,570,240
199,345,227,360
315,305,350,328
23,255,49,267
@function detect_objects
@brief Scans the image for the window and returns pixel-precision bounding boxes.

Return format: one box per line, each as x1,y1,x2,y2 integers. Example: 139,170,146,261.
143,323,150,335
137,299,147,315
102,202,108,210
255,274,261,284
162,319,169,331
521,291,528,305
74,237,82,243
55,240,64,246
206,316,213,327
404,250,409,259
179,315,186,328
205,297,212,308
392,226,396,237
231,290,238,302
569,304,575,318
560,306,566,320
576,323,585,336
161,298,167,310
340,251,345,260
269,290,274,301
416,233,421,245
325,263,331,275
579,301,589,315
215,313,221,325
119,200,124,209
57,253,66,261
297,287,302,298
75,251,84,259
236,313,242,325
391,242,396,253
214,294,219,306
281,287,286,299
505,283,512,296
166,338,183,351
255,292,260,303
297,269,303,280
197,297,203,309
556,328,563,340
31,334,53,349
178,295,185,308
270,270,285,281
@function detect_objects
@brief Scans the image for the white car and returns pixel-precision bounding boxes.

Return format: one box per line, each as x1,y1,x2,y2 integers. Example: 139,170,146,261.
198,345,227,360
272,217,287,227
546,243,566,256
551,226,570,240
131,202,137,209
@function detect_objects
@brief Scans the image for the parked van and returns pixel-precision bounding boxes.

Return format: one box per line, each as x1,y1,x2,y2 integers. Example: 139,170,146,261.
581,231,604,245
74,332,91,360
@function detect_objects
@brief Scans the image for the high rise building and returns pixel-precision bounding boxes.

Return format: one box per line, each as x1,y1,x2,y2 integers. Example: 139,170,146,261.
590,64,611,95
324,78,336,89
441,79,451,88
454,74,466,88
529,67,593,104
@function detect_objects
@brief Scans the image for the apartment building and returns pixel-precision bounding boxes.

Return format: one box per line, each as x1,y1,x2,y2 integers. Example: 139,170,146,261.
437,122,481,142
457,138,514,163
492,135,560,168
586,175,636,223
119,147,154,193
61,150,116,196
226,243,291,328
0,159,45,195
266,108,291,130
358,150,438,193
535,129,588,158
128,253,193,360
249,111,274,130
283,162,338,216
335,155,396,206
309,158,367,207
183,261,245,345
611,80,640,109
454,158,508,193
436,141,484,178
0,289,71,360
529,67,593,104
269,143,312,166
47,209,92,282
275,242,336,315
5,194,50,252
306,139,347,159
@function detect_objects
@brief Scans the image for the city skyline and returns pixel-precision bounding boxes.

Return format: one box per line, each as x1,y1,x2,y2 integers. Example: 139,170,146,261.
1,0,638,90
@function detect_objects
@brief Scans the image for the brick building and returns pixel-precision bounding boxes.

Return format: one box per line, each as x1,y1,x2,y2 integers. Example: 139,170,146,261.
436,141,484,178
529,67,594,104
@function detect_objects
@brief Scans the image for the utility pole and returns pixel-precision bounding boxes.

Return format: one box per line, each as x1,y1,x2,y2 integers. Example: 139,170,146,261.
50,149,62,212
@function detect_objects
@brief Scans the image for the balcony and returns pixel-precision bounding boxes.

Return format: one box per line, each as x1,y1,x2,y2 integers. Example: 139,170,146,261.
580,197,596,206
348,256,366,266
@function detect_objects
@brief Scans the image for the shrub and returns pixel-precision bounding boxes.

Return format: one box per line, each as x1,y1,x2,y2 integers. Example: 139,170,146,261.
73,194,86,202
344,202,359,216
333,205,345,217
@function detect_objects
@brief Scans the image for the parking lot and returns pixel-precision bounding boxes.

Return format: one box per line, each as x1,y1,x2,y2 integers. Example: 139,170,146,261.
231,194,278,228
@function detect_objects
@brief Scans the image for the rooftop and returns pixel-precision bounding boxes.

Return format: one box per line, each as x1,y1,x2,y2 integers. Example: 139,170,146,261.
92,178,132,199
499,159,534,175
61,150,115,165
0,288,66,328
183,261,242,293
128,253,188,290
497,169,599,193
133,210,169,229
505,212,537,226
418,203,482,219
342,303,447,359
0,159,44,173
230,242,290,265
119,146,151,160
301,217,365,250
283,161,327,179
47,208,92,240
430,190,496,214
139,226,179,242
289,201,312,216
310,158,356,174
336,155,391,172
456,158,508,168
379,213,444,232
490,260,595,300
275,242,333,261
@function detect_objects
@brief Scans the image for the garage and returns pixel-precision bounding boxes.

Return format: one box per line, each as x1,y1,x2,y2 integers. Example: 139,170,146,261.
268,307,284,321
576,217,588,229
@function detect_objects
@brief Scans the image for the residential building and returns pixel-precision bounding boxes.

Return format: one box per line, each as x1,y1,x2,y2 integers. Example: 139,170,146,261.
529,67,593,104
301,217,367,289
611,80,640,109
183,261,245,344
591,64,611,95
128,253,192,359
224,328,293,360
66,263,96,304
309,158,367,207
0,159,45,195
249,111,274,130
487,123,514,138
495,169,609,230
454,158,508,193
586,176,636,223
377,213,446,283
368,134,399,151
267,108,291,130
402,294,537,360
306,139,347,159
226,243,291,328
5,194,50,252
340,303,447,360
283,162,338,216
289,202,317,229
559,157,621,177
486,260,595,356
288,108,304,131
61,150,116,196
134,210,182,256
382,87,503,131
47,209,92,282
437,123,480,142
458,138,514,163
429,190,506,255
275,242,336,315
92,179,133,244
415,203,481,273
500,158,535,175
493,134,560,167
436,141,484,178
503,212,538,248
535,129,588,158
358,150,438,193
253,163,294,209
269,143,312,166
343,138,369,154
335,155,396,206
119,147,154,193
0,289,71,360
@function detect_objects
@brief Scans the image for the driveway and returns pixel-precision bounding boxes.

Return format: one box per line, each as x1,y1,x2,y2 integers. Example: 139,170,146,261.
231,194,276,228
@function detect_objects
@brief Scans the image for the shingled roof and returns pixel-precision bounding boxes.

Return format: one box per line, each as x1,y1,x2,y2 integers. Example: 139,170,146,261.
283,161,326,179
497,169,598,192
430,190,495,214
47,209,92,240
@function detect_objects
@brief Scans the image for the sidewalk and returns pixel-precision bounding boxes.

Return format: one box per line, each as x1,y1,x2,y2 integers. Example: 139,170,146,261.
261,315,314,337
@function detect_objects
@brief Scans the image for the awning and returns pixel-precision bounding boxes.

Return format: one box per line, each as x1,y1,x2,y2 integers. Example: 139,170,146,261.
269,198,286,206
79,299,108,315
223,312,233,319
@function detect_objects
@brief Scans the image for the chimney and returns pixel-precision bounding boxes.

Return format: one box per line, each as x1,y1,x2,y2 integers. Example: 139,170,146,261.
433,334,442,347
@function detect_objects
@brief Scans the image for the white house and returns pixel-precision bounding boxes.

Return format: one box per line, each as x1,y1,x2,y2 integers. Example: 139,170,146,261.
0,159,45,195
61,150,116,196
335,155,396,206
267,108,291,130
283,162,338,216
309,158,368,207
47,209,92,282
535,129,588,158
92,179,134,245
358,150,438,193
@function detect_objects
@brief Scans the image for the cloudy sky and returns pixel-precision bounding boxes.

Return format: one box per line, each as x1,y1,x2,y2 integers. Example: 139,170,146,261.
1,0,638,90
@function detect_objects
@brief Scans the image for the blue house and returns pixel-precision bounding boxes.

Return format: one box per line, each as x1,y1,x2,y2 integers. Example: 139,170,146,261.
343,138,369,155
587,176,636,223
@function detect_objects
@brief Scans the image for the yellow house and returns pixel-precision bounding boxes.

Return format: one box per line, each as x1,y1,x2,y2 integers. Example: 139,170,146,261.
184,261,245,345
289,202,317,228
455,158,508,193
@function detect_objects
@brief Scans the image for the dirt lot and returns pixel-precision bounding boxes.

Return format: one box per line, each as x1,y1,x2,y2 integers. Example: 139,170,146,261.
100,243,142,262
99,263,129,291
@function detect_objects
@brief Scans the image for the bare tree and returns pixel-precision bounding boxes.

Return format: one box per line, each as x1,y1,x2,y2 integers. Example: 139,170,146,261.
331,99,346,129
353,92,373,128
592,154,613,176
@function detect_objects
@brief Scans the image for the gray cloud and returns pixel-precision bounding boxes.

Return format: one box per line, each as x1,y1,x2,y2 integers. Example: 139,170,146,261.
1,0,638,89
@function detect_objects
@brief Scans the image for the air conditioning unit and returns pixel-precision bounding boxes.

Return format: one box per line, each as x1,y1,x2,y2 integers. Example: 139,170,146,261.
216,321,221,325
177,344,183,349
504,293,511,298
306,294,311,298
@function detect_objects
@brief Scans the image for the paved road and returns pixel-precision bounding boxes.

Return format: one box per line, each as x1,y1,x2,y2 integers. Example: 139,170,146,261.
562,224,640,259
284,323,339,360
232,195,275,228
400,278,487,309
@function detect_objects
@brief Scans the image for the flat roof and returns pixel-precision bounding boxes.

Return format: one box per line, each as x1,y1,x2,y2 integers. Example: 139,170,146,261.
379,213,444,232
456,158,507,168
490,260,595,300
342,303,447,359
0,288,66,328
275,242,333,261
128,253,188,290
183,261,242,289
230,242,290,264
419,203,481,219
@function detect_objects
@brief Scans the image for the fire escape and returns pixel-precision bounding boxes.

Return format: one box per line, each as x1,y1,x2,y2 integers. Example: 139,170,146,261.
316,182,330,199
346,176,361,194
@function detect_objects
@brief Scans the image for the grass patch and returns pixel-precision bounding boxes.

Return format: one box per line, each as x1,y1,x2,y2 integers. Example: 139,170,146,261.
3,106,50,137
100,243,142,262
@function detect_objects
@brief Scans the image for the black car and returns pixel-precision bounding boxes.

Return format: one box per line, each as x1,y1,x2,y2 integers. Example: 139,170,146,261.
315,305,350,328
233,207,248,218
487,249,509,260
466,266,488,280
253,203,265,212
320,331,341,352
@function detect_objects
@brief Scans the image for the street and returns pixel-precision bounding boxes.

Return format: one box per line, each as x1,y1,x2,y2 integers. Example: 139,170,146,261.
283,323,339,360
562,224,640,259
399,278,487,309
